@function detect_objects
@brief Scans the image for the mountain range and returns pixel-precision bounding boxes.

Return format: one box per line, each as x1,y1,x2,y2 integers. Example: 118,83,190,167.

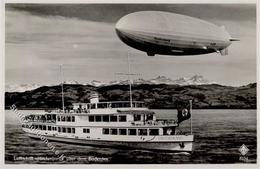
5,75,214,92
5,82,256,109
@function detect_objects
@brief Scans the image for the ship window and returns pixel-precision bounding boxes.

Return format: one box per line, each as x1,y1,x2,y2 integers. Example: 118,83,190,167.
39,125,42,130
147,114,153,121
91,104,96,109
125,103,130,107
57,116,60,121
134,114,141,121
97,103,106,108
128,129,137,135
103,115,109,122
110,115,118,122
95,116,101,122
67,128,71,133
138,129,147,136
89,116,94,122
67,116,71,122
52,127,55,131
111,128,118,135
61,116,65,122
119,115,127,122
54,127,57,131
48,126,52,131
83,128,90,133
72,116,75,122
43,125,46,130
35,125,38,129
103,128,109,135
149,129,159,135
62,127,66,133
72,128,75,133
113,103,118,108
135,103,140,107
58,127,61,132
111,103,116,108
119,129,127,135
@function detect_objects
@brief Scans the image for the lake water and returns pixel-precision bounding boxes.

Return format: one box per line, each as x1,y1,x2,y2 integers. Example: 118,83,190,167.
5,109,257,164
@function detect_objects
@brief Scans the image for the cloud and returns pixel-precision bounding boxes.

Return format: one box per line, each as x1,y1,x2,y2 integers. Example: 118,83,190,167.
5,9,136,84
7,4,256,23
6,9,130,65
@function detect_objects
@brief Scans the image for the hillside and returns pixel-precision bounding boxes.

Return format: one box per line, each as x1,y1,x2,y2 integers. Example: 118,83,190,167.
5,83,256,109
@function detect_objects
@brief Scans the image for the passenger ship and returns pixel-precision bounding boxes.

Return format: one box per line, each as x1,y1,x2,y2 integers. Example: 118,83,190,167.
22,92,194,152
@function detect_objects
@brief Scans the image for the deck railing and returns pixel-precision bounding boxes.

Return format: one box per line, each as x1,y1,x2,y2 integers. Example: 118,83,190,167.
73,101,145,109
131,119,177,126
23,119,56,123
50,101,147,114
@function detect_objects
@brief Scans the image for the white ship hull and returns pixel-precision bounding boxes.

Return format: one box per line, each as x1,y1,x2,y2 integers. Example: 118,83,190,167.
26,132,193,152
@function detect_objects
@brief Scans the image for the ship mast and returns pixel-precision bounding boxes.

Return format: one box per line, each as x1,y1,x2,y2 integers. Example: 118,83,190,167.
60,65,65,112
127,52,133,108
115,52,139,109
189,99,193,134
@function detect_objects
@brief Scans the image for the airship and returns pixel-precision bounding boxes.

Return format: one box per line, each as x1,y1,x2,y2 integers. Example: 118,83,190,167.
115,11,238,56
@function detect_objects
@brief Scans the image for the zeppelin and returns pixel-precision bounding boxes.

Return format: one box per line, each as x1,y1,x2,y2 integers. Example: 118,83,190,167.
115,11,238,56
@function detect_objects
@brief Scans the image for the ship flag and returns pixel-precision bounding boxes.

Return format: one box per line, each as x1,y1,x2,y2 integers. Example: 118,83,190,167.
177,102,191,124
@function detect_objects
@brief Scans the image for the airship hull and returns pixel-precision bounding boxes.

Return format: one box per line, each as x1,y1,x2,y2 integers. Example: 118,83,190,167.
115,11,233,56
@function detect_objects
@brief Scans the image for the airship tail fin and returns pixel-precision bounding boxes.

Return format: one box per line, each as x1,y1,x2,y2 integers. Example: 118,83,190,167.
220,48,228,56
220,26,240,41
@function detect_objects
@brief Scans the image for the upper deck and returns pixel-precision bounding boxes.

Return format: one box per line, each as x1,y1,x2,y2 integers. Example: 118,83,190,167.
72,101,147,113
48,101,148,115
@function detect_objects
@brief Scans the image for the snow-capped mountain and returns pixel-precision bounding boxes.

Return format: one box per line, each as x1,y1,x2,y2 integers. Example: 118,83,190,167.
108,78,153,85
5,84,42,93
187,75,211,85
133,78,153,85
89,80,105,87
63,80,79,85
150,76,174,84
106,75,212,86
172,75,211,85
5,75,213,92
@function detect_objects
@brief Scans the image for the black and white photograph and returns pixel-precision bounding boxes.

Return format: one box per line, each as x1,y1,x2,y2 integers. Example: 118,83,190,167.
2,0,258,167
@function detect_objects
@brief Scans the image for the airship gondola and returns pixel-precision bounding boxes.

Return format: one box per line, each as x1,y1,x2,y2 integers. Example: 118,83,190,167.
115,11,238,56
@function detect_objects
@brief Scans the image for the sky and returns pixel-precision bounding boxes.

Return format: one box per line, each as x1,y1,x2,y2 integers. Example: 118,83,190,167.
5,4,256,86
